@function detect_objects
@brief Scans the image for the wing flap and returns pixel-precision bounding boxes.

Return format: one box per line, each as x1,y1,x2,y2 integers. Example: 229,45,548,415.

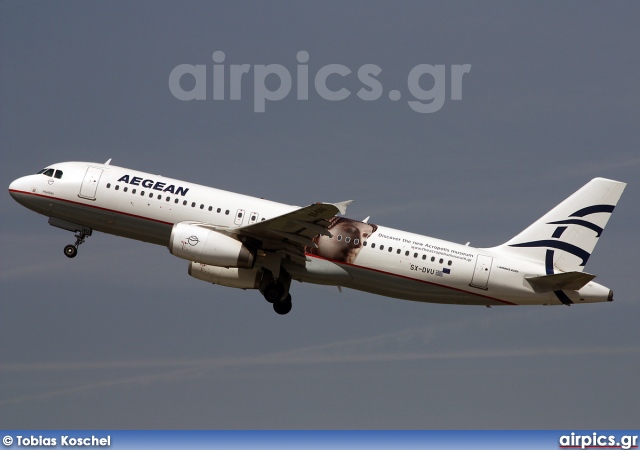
269,230,317,249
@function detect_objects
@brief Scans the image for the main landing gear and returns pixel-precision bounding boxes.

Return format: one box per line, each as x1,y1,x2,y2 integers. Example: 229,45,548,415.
48,218,92,259
260,269,293,315
272,294,293,315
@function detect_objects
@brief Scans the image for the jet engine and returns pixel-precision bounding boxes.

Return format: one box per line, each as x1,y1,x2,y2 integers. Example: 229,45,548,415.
169,221,254,268
188,262,262,289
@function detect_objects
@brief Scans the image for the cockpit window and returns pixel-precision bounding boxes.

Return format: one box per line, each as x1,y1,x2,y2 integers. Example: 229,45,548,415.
37,168,62,178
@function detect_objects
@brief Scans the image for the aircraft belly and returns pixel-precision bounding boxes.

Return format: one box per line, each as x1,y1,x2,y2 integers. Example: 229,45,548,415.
284,257,352,285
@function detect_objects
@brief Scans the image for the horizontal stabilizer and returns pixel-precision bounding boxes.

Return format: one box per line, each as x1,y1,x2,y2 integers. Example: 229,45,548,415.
526,271,596,292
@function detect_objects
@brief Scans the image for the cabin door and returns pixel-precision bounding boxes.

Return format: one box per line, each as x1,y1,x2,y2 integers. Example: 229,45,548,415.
470,254,493,290
78,167,103,200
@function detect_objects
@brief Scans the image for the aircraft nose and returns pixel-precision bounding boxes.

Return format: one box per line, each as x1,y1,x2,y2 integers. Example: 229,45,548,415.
8,176,30,200
9,178,20,197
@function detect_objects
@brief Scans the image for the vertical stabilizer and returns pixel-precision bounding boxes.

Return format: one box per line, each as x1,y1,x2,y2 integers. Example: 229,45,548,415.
490,178,626,273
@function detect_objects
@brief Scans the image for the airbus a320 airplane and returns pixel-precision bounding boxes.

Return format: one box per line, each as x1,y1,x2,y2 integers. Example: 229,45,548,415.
9,161,626,315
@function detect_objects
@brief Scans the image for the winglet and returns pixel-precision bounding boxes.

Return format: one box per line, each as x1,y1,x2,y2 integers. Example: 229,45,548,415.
330,200,353,215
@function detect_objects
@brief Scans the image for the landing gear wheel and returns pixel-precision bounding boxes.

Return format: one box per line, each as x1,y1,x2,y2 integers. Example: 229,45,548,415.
273,294,292,315
263,283,285,304
64,245,78,258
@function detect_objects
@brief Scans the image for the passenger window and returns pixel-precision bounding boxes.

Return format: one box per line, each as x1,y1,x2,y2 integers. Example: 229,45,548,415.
405,251,409,256
200,204,204,209
149,193,153,198
388,247,393,252
371,243,376,249
431,256,435,262
225,210,229,215
380,245,384,250
157,194,162,200
354,239,360,246
238,212,243,218
115,185,119,191
175,199,178,204
397,249,401,254
191,202,196,207
422,255,426,260
217,208,221,213
54,170,63,179
183,200,187,206
123,187,128,192
448,260,452,266
166,197,170,202
439,258,443,264
106,183,111,188
414,253,418,258
208,206,212,211
140,191,145,196
132,189,136,194
345,237,351,243
363,241,367,246
337,235,342,241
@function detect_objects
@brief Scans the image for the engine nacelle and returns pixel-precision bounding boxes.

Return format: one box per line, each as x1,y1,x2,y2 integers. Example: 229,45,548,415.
188,262,262,289
169,221,254,268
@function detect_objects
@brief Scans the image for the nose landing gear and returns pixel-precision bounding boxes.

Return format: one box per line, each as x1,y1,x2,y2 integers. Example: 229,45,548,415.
48,218,92,259
63,229,91,258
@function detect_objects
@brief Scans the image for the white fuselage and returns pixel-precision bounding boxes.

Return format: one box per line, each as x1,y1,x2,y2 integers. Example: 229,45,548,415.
9,161,613,307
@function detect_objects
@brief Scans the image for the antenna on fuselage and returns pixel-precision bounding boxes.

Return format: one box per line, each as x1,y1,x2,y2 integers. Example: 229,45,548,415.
104,158,112,165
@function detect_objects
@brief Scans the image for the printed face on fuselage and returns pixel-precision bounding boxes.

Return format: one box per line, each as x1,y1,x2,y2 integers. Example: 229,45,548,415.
316,220,375,264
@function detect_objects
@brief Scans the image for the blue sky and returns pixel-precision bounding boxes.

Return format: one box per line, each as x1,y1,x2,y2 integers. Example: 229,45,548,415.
1,1,639,429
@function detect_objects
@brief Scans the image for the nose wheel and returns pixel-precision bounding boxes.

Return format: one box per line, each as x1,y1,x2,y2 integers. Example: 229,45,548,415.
63,230,90,259
64,244,78,258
